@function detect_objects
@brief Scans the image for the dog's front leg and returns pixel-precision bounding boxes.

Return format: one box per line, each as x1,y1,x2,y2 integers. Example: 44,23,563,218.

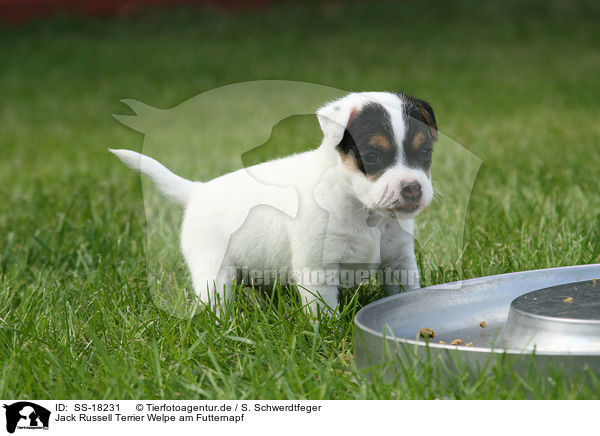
296,282,339,316
290,257,340,314
380,253,420,296
379,219,420,295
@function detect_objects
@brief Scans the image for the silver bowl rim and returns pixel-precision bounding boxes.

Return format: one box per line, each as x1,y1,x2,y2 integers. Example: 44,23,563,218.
354,264,600,357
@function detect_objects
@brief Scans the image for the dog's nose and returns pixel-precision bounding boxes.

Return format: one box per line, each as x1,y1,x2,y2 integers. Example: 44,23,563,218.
401,181,422,201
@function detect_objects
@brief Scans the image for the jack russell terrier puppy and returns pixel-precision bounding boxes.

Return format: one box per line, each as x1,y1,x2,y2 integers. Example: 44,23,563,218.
111,91,438,314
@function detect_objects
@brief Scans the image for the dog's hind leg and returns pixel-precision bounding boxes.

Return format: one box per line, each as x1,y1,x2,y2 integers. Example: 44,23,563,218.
182,234,234,310
189,267,233,309
180,211,235,310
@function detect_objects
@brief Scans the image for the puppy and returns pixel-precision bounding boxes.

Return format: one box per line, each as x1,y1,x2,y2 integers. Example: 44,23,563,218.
111,91,437,313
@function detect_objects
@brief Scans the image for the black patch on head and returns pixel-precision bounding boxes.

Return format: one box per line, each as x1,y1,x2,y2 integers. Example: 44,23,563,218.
336,103,397,177
398,92,438,171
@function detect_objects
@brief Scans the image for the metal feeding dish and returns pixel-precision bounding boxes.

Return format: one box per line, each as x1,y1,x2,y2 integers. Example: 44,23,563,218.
499,280,600,353
354,265,600,378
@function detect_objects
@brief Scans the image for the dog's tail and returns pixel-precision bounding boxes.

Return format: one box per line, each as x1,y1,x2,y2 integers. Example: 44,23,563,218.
109,149,196,206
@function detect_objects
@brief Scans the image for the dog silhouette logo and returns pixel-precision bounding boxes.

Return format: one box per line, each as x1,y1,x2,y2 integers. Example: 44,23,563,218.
2,402,50,433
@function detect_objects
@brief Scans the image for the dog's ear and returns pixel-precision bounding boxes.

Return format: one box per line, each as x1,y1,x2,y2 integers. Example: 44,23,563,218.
316,96,360,145
413,98,438,140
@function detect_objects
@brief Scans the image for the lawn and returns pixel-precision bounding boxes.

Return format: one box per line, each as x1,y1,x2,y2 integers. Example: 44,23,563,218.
1,0,599,399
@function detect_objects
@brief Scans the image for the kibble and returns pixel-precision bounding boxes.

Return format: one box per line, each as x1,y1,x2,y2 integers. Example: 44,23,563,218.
419,328,436,339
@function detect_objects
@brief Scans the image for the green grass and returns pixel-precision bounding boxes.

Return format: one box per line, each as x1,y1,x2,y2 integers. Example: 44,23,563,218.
1,0,600,399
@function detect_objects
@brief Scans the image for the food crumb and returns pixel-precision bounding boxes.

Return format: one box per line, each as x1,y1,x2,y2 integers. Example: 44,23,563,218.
450,339,462,346
439,340,447,345
466,342,473,347
419,327,435,339
593,278,597,286
563,297,574,303
479,321,487,328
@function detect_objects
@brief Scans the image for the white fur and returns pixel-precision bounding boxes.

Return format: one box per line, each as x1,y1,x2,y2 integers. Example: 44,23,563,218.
109,148,195,206
111,92,433,314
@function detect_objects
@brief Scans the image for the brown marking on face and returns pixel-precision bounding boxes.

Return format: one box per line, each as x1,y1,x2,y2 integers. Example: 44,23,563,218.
340,152,362,174
369,135,392,152
412,131,426,151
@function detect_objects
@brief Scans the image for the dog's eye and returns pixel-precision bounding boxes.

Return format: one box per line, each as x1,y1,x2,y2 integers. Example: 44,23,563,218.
364,152,380,164
419,149,432,165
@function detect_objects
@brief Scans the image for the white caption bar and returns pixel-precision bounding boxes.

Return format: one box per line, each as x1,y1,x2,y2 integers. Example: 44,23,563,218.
0,400,597,436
